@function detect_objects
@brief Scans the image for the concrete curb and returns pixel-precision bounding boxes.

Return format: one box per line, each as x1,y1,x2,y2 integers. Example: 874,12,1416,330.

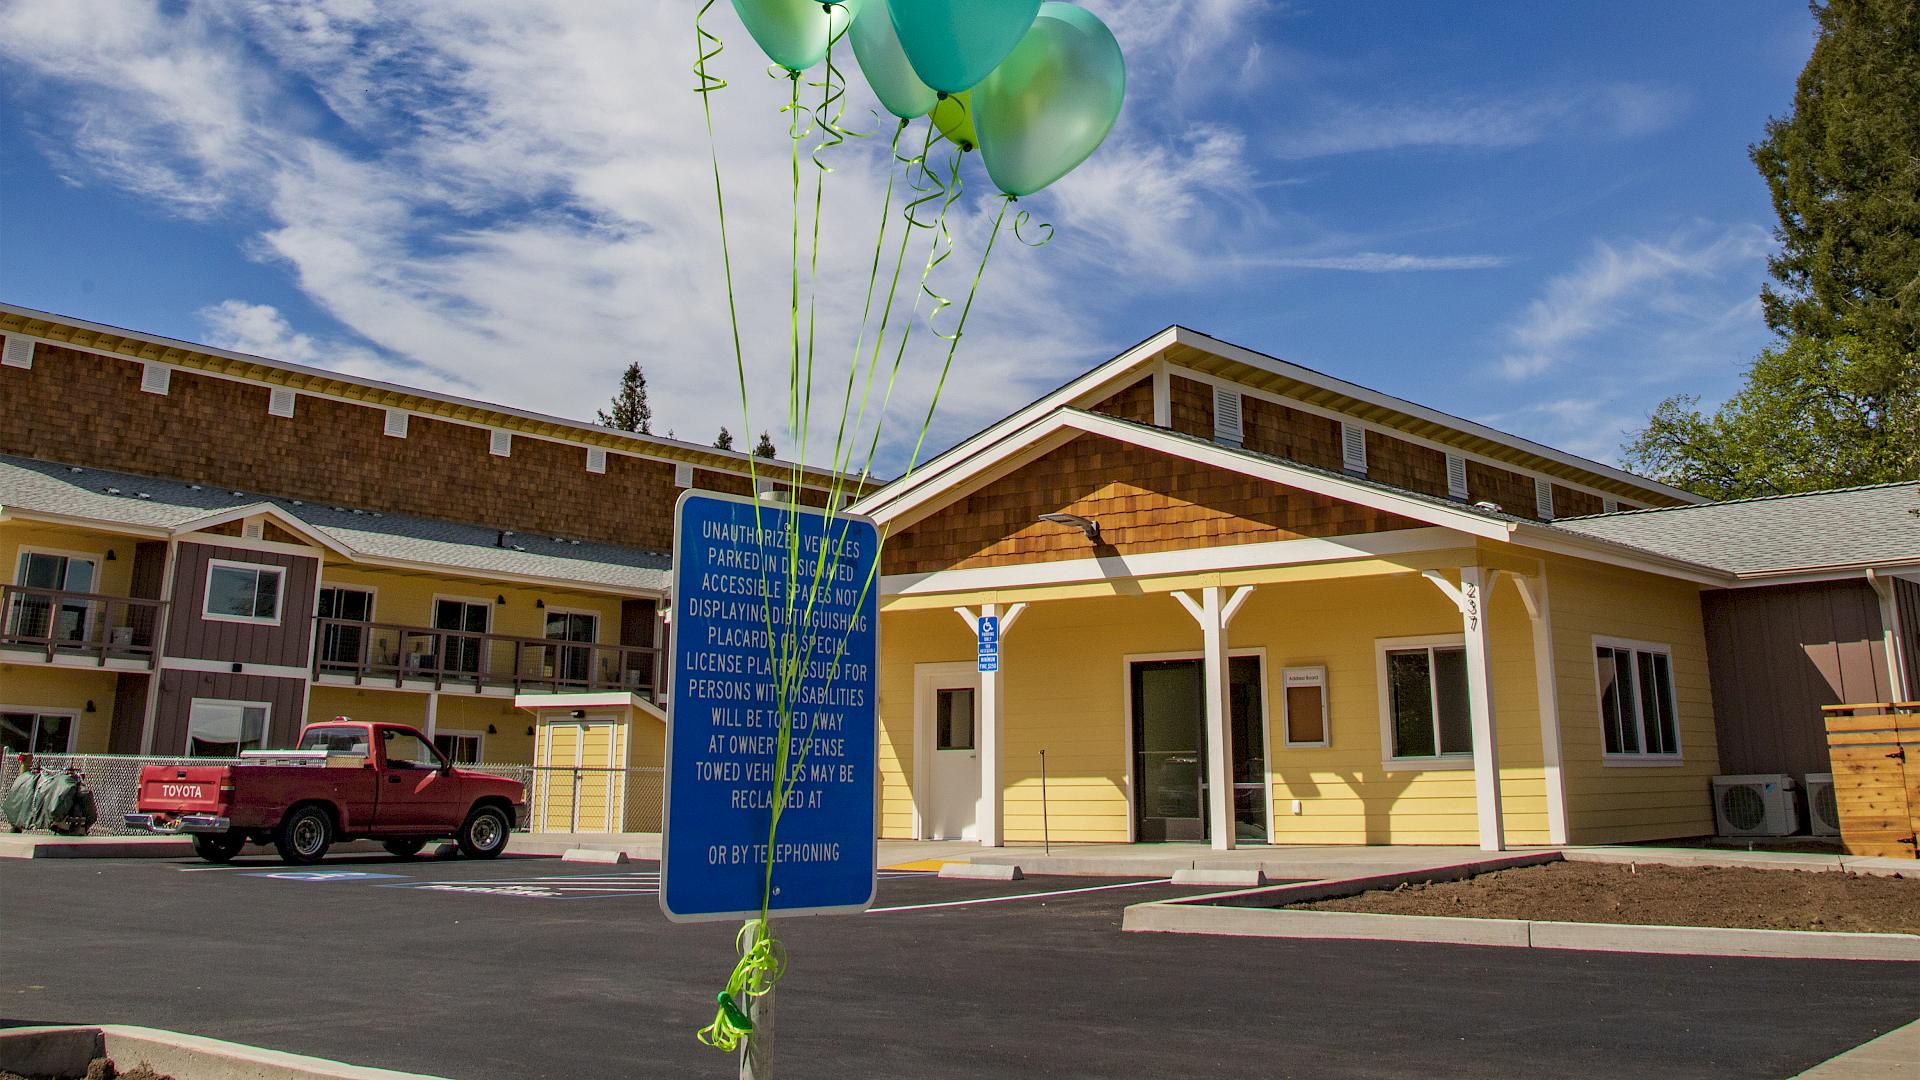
561,848,630,864
1171,868,1268,887
1564,847,1916,878
939,862,1022,881
0,1024,453,1080
1795,1016,1920,1077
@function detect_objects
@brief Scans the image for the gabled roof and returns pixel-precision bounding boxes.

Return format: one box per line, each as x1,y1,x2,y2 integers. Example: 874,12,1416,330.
1555,481,1920,579
0,454,670,594
873,408,1733,585
855,325,1702,520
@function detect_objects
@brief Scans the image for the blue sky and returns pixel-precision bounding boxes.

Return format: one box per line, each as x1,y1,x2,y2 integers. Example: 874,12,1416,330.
0,1,1815,472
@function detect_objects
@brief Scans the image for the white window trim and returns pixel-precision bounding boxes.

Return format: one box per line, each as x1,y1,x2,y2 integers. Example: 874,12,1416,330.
1279,664,1331,748
432,727,486,764
202,559,287,626
1375,633,1473,771
13,548,104,641
0,706,81,753
1592,634,1683,765
184,697,273,755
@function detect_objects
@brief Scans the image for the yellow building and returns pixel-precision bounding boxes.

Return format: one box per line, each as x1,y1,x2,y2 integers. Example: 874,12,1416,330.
854,327,1734,851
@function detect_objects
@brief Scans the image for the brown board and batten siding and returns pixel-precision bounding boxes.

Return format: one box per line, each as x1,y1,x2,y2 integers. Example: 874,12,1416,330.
165,542,319,669
109,673,150,755
1898,575,1920,697
1701,580,1894,777
883,433,1426,576
150,670,309,752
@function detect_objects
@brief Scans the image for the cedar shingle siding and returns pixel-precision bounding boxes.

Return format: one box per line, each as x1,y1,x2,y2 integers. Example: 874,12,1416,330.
1089,378,1154,423
1167,376,1213,438
1241,396,1345,472
884,433,1425,575
1552,484,1605,520
1364,429,1449,499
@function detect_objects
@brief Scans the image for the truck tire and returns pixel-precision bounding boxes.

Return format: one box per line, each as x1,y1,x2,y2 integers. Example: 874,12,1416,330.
274,805,334,865
456,804,510,859
193,833,246,863
383,839,426,859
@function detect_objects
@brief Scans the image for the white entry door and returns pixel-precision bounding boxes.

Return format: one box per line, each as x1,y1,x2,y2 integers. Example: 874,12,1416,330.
916,663,982,841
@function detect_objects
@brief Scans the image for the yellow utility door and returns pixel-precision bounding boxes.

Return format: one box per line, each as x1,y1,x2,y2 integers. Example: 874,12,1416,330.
535,718,624,833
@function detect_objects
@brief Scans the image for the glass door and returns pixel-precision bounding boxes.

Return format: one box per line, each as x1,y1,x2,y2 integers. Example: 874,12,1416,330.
317,586,374,669
1130,656,1269,842
11,552,96,645
546,611,599,686
433,599,490,675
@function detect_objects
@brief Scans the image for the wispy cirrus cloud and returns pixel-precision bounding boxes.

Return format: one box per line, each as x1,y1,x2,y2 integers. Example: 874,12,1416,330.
1253,252,1513,272
1270,83,1687,159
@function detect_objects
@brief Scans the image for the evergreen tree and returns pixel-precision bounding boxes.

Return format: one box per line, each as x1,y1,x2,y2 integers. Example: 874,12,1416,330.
595,362,652,433
753,431,777,459
1625,0,1919,498
713,427,734,451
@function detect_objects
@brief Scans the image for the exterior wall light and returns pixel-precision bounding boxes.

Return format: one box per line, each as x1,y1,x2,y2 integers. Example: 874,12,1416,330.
1039,512,1101,542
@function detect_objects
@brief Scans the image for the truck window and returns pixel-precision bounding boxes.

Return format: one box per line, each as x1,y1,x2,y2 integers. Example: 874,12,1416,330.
298,726,369,755
382,728,443,770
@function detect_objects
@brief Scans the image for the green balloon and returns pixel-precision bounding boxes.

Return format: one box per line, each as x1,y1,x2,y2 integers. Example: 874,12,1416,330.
849,1,937,119
887,0,1040,95
973,2,1125,197
732,0,864,73
930,91,977,150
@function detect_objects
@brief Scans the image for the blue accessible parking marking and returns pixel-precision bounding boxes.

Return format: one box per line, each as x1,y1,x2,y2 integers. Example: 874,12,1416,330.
241,870,408,882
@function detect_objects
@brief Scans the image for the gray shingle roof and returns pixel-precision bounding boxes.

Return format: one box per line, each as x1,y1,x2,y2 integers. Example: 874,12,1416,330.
1552,481,1920,576
0,454,669,592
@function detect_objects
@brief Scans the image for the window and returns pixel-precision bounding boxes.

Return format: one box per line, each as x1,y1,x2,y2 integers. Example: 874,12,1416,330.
935,687,975,751
298,725,370,755
186,700,270,756
433,598,491,674
434,731,484,764
204,561,284,624
546,610,599,684
317,586,374,667
1595,640,1681,760
2,711,75,754
1381,641,1472,762
382,727,444,769
9,551,98,643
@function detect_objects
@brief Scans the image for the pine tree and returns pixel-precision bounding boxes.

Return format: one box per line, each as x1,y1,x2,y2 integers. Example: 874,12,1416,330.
713,427,734,451
753,431,777,459
595,362,652,433
1625,0,1919,497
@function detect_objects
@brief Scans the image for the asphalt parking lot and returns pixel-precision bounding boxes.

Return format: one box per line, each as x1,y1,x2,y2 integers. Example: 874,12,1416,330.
4,853,1918,1079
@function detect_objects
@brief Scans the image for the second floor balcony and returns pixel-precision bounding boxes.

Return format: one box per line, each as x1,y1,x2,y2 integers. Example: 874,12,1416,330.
0,585,168,669
312,616,663,702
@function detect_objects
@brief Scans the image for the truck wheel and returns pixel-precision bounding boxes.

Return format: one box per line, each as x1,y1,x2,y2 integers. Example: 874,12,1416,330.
274,805,333,865
192,833,246,863
456,805,510,859
383,839,426,859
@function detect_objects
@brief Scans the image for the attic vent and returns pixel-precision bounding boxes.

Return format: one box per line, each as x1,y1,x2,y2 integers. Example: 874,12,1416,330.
383,409,409,438
1445,454,1469,501
1340,422,1367,475
1602,496,1620,514
243,521,264,540
1534,478,1555,520
489,429,512,457
1,336,32,369
675,462,695,488
140,363,172,396
1212,386,1244,447
268,387,296,418
586,447,608,474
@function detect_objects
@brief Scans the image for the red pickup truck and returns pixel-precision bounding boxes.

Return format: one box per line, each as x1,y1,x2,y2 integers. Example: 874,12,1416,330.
126,720,525,865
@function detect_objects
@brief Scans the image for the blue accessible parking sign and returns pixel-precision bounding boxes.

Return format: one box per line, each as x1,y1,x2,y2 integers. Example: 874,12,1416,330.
660,491,880,922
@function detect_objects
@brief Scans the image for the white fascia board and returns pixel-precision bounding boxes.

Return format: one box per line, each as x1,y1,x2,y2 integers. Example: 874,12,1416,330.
513,691,652,712
1169,327,1706,505
0,507,173,539
1506,524,1731,586
854,328,1181,517
1721,556,1920,588
171,503,354,557
343,553,665,599
882,527,1463,596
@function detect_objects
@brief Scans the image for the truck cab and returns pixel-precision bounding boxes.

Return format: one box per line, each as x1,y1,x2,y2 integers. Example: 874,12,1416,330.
128,719,525,864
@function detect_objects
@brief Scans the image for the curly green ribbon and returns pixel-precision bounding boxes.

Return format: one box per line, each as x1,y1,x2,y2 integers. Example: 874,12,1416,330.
695,919,790,1052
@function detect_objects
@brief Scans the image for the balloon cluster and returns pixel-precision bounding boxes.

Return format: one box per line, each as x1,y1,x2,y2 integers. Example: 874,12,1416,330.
733,0,1126,196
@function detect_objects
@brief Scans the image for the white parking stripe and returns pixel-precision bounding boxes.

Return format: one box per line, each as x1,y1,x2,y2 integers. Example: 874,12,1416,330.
864,878,1171,914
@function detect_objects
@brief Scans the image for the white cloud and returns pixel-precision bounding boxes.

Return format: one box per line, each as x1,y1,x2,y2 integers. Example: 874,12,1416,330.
1270,83,1686,159
1251,252,1512,272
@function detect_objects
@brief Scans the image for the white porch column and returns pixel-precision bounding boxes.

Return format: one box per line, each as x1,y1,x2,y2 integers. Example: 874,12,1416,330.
1866,570,1912,701
1511,573,1568,845
424,691,439,742
1173,585,1254,851
954,602,1027,848
1422,567,1504,851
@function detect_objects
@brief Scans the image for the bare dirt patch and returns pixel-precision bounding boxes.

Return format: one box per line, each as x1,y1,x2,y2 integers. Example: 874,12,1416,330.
1296,861,1920,934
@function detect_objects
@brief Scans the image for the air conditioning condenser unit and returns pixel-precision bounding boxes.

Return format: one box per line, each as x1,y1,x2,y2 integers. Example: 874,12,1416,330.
1803,772,1841,837
1711,774,1799,837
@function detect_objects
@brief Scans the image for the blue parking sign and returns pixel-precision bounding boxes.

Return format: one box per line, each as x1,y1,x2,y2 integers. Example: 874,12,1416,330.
977,615,999,672
660,491,879,922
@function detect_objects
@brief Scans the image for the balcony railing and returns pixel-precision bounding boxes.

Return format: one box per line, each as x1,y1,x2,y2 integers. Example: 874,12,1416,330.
0,585,169,668
312,617,663,702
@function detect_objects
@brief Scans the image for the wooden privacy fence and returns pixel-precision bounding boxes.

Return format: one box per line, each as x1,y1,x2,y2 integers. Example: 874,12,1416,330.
1822,701,1920,859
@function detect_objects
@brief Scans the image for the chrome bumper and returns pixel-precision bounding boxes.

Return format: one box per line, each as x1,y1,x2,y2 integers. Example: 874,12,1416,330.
125,813,232,834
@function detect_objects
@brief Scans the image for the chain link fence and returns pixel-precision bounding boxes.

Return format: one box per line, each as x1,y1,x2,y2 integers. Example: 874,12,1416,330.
528,766,664,834
2,754,540,835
